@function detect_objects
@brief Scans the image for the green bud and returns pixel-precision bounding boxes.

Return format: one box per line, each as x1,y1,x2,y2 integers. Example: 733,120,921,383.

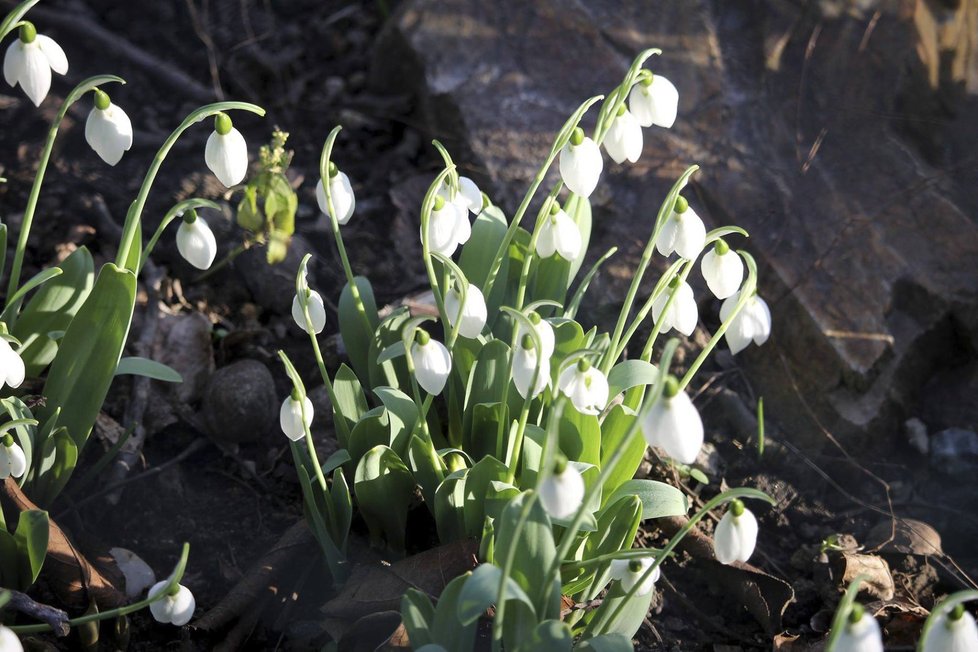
215,112,233,136
714,239,730,256
19,22,36,43
628,559,644,573
553,454,568,475
576,358,591,373
93,89,111,111
549,201,561,215
415,329,431,346
570,127,584,147
639,69,654,87
328,161,339,178
167,583,182,597
668,275,681,289
674,196,689,214
848,603,865,625
433,196,445,211
663,375,679,398
528,311,541,325
181,209,198,224
290,387,302,402
2,433,13,447
730,498,745,517
949,604,966,622
521,334,535,350
616,103,626,117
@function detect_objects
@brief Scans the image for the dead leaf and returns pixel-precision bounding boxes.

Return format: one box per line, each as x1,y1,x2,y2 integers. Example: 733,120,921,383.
834,552,895,600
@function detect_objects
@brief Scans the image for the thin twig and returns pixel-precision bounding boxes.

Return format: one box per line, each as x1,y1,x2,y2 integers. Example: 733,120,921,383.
6,590,69,637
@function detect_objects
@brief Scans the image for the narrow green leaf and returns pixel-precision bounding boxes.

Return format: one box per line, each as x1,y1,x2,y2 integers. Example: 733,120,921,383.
114,356,182,383
457,563,535,626
0,267,63,323
14,509,48,588
607,360,659,398
339,276,379,383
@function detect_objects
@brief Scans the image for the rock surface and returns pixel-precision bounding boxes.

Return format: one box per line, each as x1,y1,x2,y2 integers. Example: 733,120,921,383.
372,0,978,449
202,359,277,443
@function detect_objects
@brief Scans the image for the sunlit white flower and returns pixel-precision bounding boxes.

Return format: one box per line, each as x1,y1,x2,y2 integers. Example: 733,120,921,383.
922,607,978,652
3,23,67,107
701,240,744,300
651,280,698,337
628,73,679,129
642,378,703,464
316,165,355,225
280,393,314,442
834,605,884,652
0,625,23,652
559,128,603,197
538,462,584,520
205,113,248,188
713,500,758,564
148,581,196,626
512,336,551,399
515,313,555,360
609,558,660,596
424,197,464,257
84,90,132,166
457,176,483,214
0,338,26,390
411,331,452,395
0,435,27,480
444,285,487,339
557,360,609,415
292,290,327,335
536,203,582,261
720,290,772,355
604,107,643,164
656,196,706,260
175,211,217,270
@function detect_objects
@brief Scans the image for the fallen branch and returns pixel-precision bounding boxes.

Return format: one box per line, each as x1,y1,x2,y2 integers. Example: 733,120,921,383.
5,589,70,636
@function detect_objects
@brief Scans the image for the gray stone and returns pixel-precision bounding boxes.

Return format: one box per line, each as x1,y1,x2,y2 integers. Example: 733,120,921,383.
373,0,978,449
235,233,317,316
930,428,978,476
202,359,277,443
155,312,215,405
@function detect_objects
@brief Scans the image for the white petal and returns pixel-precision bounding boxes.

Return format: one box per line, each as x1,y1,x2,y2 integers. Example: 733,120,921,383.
609,558,660,596
444,286,487,339
652,282,697,336
701,250,744,300
516,319,555,360
205,128,248,187
559,138,603,197
317,172,356,225
292,290,327,334
0,625,23,652
412,339,452,395
4,41,24,88
425,204,460,256
552,210,582,260
642,391,703,464
1,339,26,388
836,612,884,652
176,217,218,270
923,611,978,652
168,585,196,626
673,208,706,260
646,75,679,128
35,34,68,75
604,110,643,164
19,43,51,107
85,104,133,166
148,581,175,623
458,176,482,214
538,466,584,520
749,296,772,346
6,443,26,478
655,214,678,257
452,206,472,246
557,366,608,415
280,396,313,441
720,291,759,355
512,346,550,399
713,508,758,564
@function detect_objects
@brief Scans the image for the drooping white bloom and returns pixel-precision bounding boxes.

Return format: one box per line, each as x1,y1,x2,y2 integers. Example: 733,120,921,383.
3,24,68,107
701,241,744,300
411,333,452,395
651,280,698,337
628,74,679,129
291,290,327,335
604,108,643,164
720,291,772,355
656,198,706,260
0,437,27,480
834,607,884,652
512,338,551,399
0,338,26,390
536,205,582,261
713,501,758,564
559,129,603,198
280,394,314,442
609,558,660,596
557,361,609,415
148,581,196,627
457,176,483,214
444,285,487,339
642,381,704,464
538,463,585,520
205,113,248,187
922,609,978,652
85,92,133,166
0,625,23,652
175,213,217,270
316,169,356,225
424,199,464,257
515,314,555,360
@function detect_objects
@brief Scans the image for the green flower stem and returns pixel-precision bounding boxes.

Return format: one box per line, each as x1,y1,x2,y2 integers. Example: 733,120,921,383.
614,258,685,363
303,306,353,451
513,189,561,312
504,401,532,485
139,198,221,273
499,307,546,484
9,543,190,635
590,487,775,637
561,547,665,571
592,48,661,145
0,0,40,42
917,590,978,652
115,101,265,271
635,261,694,364
491,491,541,652
5,75,125,321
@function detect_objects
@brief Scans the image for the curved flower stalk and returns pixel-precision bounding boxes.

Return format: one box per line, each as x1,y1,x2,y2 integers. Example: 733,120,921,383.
712,499,758,564
3,21,66,106
85,88,132,165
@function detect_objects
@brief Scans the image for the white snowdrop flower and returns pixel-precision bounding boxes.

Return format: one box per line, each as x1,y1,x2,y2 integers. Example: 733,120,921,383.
148,581,196,627
628,72,679,129
538,459,584,520
604,106,643,164
656,196,706,260
280,392,314,442
536,202,582,261
411,330,452,395
424,196,463,257
834,604,884,652
316,163,355,225
0,434,27,480
515,312,555,360
205,112,248,188
0,337,26,390
512,335,551,399
557,359,609,415
84,89,133,166
457,176,483,214
700,239,744,300
923,606,978,652
720,290,772,355
642,376,704,464
291,289,327,335
175,210,217,270
3,22,67,107
0,625,23,652
559,127,603,198
609,558,660,597
713,499,758,564
651,279,698,337
444,284,487,339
